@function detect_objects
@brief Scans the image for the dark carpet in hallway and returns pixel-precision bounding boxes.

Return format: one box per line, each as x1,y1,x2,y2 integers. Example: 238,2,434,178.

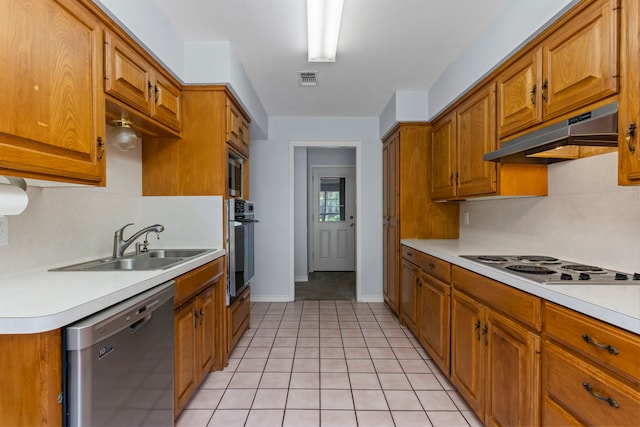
295,271,356,300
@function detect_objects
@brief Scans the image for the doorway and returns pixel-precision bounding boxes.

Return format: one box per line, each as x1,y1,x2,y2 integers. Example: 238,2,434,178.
290,143,362,302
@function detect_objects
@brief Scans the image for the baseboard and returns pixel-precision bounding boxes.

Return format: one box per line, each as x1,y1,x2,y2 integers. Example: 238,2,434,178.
359,295,384,303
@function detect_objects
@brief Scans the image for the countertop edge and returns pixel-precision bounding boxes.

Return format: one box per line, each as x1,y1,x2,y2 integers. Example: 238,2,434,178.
402,239,640,335
0,249,226,334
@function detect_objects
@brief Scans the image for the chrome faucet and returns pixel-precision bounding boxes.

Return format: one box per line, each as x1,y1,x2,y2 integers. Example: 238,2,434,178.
112,223,165,258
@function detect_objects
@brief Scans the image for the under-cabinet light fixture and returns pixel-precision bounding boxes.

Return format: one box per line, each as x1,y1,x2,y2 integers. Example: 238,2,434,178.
307,0,344,62
110,119,140,152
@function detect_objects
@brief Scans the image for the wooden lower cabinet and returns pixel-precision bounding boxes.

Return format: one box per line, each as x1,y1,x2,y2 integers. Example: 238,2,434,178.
451,289,485,415
174,259,225,418
542,302,640,426
401,245,452,375
227,287,251,354
400,258,420,337
450,267,542,426
0,330,62,427
419,271,451,375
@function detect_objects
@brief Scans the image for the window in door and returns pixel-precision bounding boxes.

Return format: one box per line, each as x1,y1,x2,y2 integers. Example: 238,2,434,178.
319,177,345,222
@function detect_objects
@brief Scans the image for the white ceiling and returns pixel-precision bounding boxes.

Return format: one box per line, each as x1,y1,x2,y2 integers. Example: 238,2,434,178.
153,0,510,117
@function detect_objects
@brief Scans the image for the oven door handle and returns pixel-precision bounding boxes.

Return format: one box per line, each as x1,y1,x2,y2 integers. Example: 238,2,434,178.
235,219,260,224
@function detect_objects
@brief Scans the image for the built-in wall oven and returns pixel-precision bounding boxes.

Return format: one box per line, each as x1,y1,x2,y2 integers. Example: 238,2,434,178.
226,199,257,305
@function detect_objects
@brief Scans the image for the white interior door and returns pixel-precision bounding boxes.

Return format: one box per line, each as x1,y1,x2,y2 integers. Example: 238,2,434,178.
312,166,356,271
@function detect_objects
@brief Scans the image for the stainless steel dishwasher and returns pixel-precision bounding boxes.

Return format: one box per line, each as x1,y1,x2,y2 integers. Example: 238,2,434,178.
65,281,175,427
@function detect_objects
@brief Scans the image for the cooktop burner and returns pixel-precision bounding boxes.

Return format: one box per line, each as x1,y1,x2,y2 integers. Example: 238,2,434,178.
561,264,605,274
477,256,509,263
459,255,640,285
506,265,555,275
513,255,560,264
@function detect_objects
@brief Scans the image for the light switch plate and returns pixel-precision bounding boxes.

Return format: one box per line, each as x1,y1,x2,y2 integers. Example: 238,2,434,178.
0,215,8,246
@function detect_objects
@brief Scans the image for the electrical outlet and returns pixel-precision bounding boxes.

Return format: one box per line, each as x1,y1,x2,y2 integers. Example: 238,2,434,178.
0,215,8,246
463,212,470,226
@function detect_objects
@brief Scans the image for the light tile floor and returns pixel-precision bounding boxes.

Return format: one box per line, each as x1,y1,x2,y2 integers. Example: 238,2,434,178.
176,301,483,427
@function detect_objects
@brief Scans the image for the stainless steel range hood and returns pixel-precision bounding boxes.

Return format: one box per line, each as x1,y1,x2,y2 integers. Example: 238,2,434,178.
484,102,618,164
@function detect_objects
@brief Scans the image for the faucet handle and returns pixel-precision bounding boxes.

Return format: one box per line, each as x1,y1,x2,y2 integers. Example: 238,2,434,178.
116,223,135,235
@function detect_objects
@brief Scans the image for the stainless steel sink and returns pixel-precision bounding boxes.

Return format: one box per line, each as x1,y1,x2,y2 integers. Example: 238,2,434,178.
140,249,210,259
51,249,213,272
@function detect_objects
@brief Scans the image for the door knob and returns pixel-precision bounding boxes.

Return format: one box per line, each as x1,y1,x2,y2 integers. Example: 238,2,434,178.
349,223,354,228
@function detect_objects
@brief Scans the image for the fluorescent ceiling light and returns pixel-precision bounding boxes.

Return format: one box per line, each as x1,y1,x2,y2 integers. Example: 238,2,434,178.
307,0,344,62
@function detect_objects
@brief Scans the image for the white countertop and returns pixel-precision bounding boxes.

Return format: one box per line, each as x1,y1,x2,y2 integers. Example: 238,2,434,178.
402,239,640,334
0,249,225,334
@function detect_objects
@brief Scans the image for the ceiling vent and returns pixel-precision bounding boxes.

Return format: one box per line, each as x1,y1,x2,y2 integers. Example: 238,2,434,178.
297,71,319,87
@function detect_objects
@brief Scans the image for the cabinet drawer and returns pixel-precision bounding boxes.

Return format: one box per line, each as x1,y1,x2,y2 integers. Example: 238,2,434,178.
453,266,541,331
175,258,224,307
544,302,640,383
544,342,640,426
402,246,450,281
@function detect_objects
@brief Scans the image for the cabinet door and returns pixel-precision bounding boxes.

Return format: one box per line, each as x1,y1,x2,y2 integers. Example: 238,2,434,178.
174,299,197,415
457,83,497,197
497,47,543,138
400,259,420,336
197,286,216,379
619,0,640,185
542,0,619,119
228,288,251,353
431,112,457,199
226,98,250,157
104,30,153,115
0,0,105,185
419,272,451,375
383,136,399,314
485,310,541,427
451,290,485,418
152,72,182,131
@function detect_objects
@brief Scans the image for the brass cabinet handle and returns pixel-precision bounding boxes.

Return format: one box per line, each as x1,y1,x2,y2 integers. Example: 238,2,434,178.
530,84,537,106
450,173,454,186
97,136,104,161
582,334,619,355
541,79,548,102
429,263,436,270
154,85,160,103
148,81,153,100
475,320,481,341
482,324,488,346
582,382,620,408
626,122,636,154
455,172,459,186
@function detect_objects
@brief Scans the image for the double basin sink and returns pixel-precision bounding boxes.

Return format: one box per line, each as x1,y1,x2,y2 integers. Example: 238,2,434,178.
52,249,212,272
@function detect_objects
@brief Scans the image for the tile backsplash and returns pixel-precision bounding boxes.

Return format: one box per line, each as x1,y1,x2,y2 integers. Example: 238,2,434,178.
460,152,640,273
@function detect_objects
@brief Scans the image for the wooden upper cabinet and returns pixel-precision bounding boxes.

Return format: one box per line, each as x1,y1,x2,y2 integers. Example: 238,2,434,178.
497,0,619,140
497,47,543,138
619,0,640,185
431,84,498,199
542,0,619,120
153,72,182,130
226,97,250,157
0,0,105,185
104,30,153,114
431,112,457,200
104,30,181,132
457,83,497,197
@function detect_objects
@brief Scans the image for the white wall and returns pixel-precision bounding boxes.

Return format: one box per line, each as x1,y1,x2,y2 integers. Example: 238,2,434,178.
427,0,576,117
250,117,382,302
94,0,269,139
460,153,640,273
293,148,308,281
0,132,223,277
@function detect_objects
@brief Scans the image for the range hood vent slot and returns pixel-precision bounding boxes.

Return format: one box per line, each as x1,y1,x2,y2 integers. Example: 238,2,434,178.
298,71,319,87
484,102,618,164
